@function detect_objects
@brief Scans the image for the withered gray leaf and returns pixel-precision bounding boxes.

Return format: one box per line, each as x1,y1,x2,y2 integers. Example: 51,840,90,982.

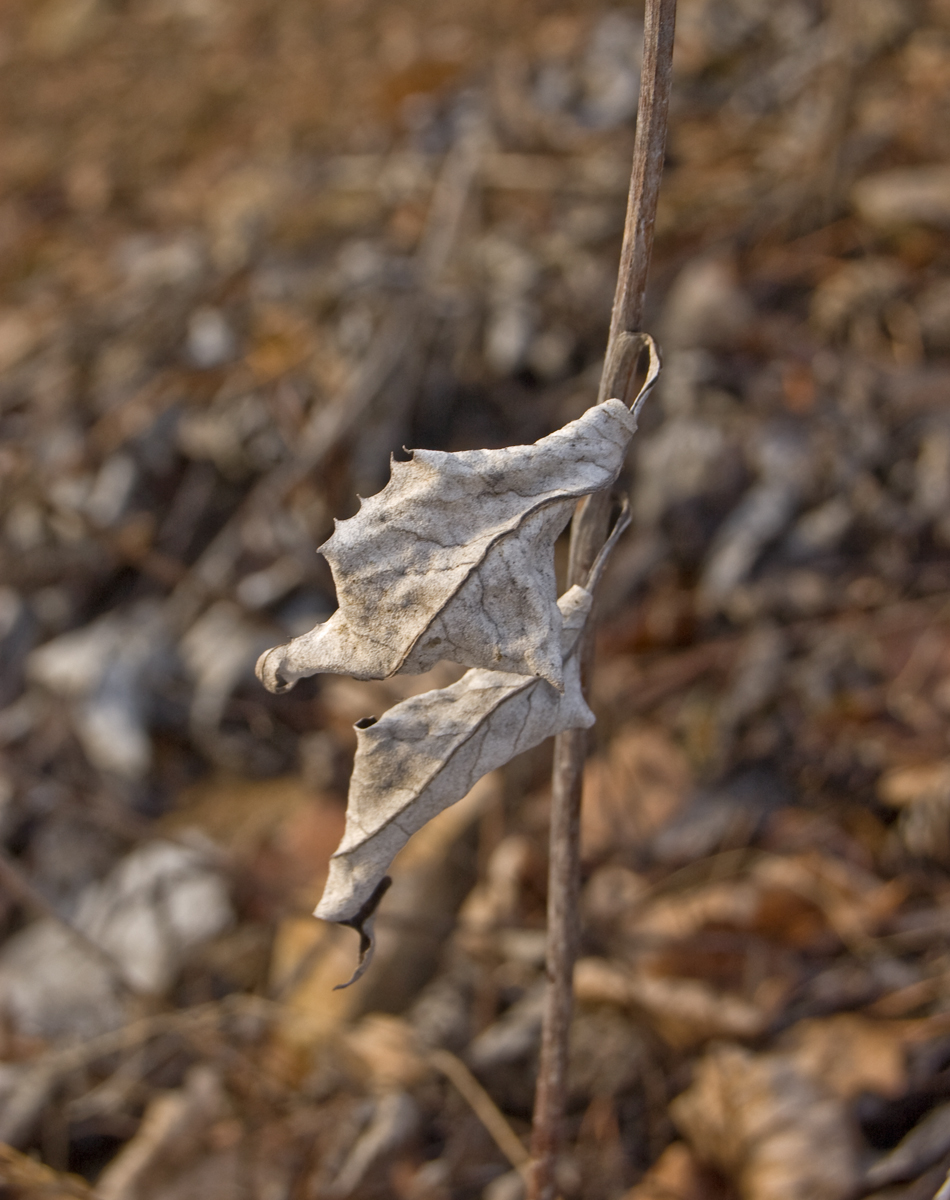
256,400,638,695
316,585,595,983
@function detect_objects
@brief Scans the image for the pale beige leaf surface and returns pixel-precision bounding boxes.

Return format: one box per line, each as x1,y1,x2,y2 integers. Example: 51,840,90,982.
622,1142,724,1200
574,957,771,1048
315,586,595,975
777,1013,910,1101
671,1043,861,1200
256,399,638,694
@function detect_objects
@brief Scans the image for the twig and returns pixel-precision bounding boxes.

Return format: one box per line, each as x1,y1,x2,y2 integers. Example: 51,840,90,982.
0,995,277,1147
95,1065,222,1200
601,0,677,372
428,1049,530,1174
527,3,677,1198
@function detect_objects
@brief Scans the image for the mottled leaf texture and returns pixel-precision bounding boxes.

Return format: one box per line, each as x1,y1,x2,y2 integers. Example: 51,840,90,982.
257,401,639,695
317,585,595,985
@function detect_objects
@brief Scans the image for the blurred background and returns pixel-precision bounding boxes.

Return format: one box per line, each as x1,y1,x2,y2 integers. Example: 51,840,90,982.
1,0,950,1196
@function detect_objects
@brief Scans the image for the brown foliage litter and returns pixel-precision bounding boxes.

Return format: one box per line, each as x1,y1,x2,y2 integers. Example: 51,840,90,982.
1,0,950,1196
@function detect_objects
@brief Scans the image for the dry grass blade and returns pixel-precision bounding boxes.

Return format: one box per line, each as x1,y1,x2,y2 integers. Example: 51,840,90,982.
95,1066,223,1200
0,996,276,1148
428,1049,530,1172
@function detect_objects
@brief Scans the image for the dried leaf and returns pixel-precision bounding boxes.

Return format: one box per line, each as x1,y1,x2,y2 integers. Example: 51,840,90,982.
878,762,950,862
623,851,903,953
623,1142,725,1200
671,1042,861,1200
343,1014,429,1091
778,1014,910,1101
256,380,655,695
574,957,770,1048
878,763,950,808
316,585,596,981
752,852,906,946
581,724,691,860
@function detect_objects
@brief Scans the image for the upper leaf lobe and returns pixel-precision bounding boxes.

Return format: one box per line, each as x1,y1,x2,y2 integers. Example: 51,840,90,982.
256,400,637,693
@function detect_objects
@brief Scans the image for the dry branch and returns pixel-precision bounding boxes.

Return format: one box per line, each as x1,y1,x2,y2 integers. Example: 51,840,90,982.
527,2,678,1196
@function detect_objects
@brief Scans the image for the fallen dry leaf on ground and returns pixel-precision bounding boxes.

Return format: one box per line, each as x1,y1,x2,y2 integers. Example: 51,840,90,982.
581,724,692,859
671,1042,861,1200
622,1142,727,1200
878,761,950,862
574,957,771,1048
865,1100,950,1190
777,1013,911,1101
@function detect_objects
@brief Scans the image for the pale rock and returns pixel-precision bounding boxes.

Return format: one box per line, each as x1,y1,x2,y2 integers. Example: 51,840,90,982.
0,840,232,1037
28,602,168,780
85,453,138,528
186,307,237,369
671,1042,861,1200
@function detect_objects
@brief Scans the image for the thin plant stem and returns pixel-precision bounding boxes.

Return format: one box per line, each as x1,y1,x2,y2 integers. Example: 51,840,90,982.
526,2,677,1197
602,4,678,368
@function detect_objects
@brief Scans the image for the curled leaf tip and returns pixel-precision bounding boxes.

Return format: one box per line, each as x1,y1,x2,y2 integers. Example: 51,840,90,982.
330,875,392,990
255,611,368,691
256,644,293,693
314,586,596,937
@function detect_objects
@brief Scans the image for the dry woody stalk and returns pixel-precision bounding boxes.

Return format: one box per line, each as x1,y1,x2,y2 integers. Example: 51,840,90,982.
528,2,677,1196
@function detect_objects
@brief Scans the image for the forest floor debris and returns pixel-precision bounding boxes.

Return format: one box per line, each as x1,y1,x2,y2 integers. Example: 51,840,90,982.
1,0,950,1196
